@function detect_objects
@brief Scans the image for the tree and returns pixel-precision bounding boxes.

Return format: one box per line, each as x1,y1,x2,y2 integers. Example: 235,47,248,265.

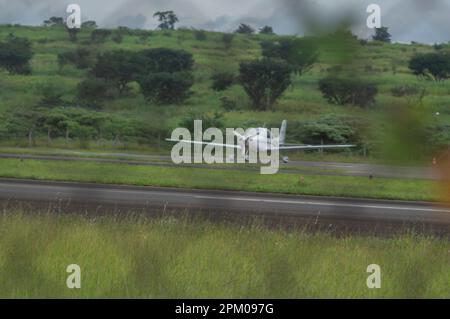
318,76,377,108
77,78,113,107
134,48,194,74
91,50,138,94
261,38,318,75
82,21,98,29
43,17,64,27
137,72,194,104
153,11,178,30
372,27,391,43
222,33,234,50
235,23,255,35
0,34,33,75
36,81,65,107
66,27,79,42
90,29,112,43
57,48,93,71
259,26,275,35
239,59,292,110
2,106,45,147
408,53,450,81
211,72,235,91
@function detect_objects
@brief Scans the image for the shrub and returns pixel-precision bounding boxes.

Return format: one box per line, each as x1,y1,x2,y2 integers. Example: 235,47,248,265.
91,50,138,94
194,30,207,41
57,47,93,71
0,34,33,75
77,78,113,107
261,38,318,75
222,34,234,50
90,29,112,43
235,24,255,34
239,59,292,110
220,96,238,111
408,53,450,81
137,72,194,104
211,72,235,91
135,48,194,73
318,77,377,108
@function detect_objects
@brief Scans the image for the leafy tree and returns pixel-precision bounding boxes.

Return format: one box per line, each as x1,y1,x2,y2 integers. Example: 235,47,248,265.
2,106,45,146
77,78,113,107
91,50,138,93
222,33,234,50
239,59,292,110
259,26,275,35
57,47,93,71
82,21,98,29
43,17,64,27
137,72,194,104
261,38,318,75
66,27,79,42
318,76,377,108
289,115,361,146
235,23,255,35
135,48,194,73
211,72,235,91
194,30,207,41
153,11,178,30
90,29,112,43
36,81,65,107
372,27,391,43
408,53,450,81
0,34,33,75
111,31,124,43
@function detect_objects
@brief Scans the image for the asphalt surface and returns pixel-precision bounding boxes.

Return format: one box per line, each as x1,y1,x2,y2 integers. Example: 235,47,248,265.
1,179,449,234
0,152,439,179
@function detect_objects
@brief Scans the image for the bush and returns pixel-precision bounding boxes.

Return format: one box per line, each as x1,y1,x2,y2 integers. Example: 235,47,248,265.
90,29,112,43
239,59,292,110
408,53,450,81
211,72,235,91
135,48,194,74
137,72,194,104
194,30,207,41
179,112,224,132
318,77,377,108
77,78,113,107
235,24,255,34
111,31,124,43
222,34,234,50
219,96,238,111
57,47,93,71
0,34,33,75
261,38,318,75
91,50,138,94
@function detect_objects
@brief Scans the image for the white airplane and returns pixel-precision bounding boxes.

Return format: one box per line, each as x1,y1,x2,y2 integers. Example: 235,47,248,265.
167,120,355,163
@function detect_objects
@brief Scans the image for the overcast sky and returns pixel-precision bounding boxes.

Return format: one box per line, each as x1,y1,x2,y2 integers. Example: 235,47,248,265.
0,0,449,43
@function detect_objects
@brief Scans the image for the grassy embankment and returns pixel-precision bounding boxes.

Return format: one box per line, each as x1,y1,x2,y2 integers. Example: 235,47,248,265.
0,211,448,298
0,158,439,201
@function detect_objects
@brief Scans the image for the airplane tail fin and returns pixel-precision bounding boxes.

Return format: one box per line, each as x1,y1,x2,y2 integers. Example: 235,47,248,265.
280,120,287,145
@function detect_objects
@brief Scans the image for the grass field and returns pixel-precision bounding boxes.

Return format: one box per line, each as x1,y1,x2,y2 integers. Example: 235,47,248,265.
0,157,439,201
0,211,448,298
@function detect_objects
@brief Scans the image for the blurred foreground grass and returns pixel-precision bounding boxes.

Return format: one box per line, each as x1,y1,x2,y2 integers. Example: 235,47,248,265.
0,211,448,298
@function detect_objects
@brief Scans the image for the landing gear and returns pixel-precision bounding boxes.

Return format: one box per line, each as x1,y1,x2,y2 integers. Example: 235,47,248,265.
282,156,289,164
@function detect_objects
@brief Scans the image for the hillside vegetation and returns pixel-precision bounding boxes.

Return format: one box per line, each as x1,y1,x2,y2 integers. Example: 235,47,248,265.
0,25,449,160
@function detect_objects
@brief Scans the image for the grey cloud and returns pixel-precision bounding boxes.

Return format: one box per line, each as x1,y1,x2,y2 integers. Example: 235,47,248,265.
0,0,449,43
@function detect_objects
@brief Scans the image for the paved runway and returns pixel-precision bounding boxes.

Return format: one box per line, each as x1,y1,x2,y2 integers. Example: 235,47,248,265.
1,179,449,233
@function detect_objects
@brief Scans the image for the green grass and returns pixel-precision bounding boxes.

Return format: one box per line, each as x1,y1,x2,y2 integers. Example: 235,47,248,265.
0,211,448,298
0,158,439,201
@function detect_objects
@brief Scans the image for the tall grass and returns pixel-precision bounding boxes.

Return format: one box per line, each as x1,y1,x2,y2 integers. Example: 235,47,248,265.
0,211,448,298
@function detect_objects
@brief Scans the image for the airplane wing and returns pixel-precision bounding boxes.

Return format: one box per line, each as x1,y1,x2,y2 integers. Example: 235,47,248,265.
275,144,355,151
166,139,241,149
